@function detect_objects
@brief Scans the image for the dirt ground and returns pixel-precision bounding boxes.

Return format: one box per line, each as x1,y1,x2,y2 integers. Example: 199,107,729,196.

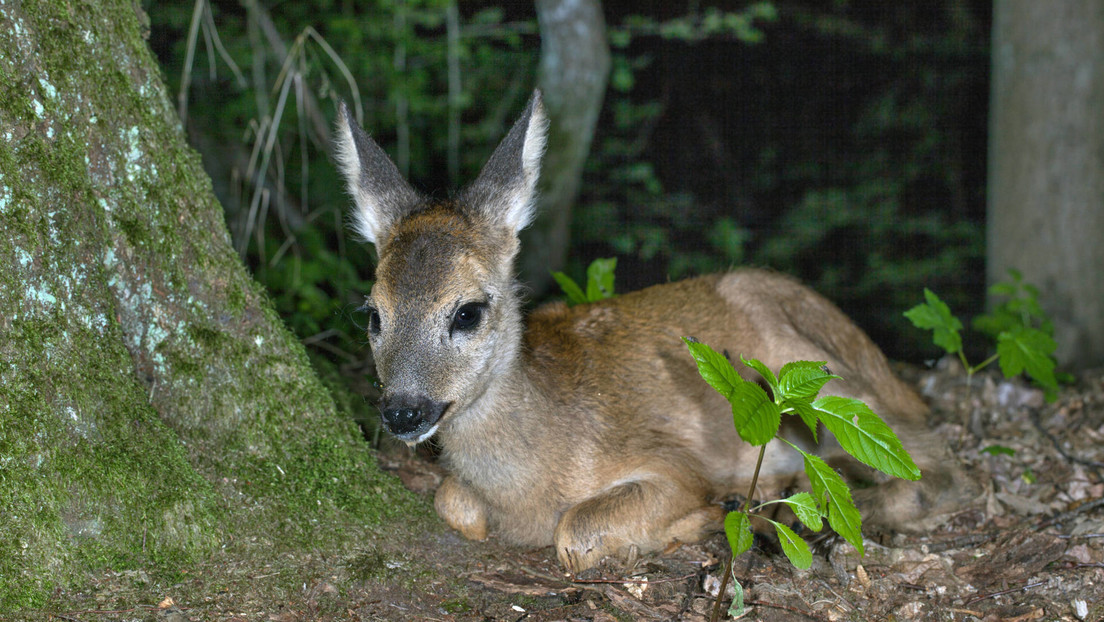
32,360,1104,622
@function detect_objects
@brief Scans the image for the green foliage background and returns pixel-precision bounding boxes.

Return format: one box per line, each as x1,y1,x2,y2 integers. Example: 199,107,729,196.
147,0,989,366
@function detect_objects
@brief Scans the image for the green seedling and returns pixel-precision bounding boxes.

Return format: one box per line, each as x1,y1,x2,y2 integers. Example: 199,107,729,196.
980,444,1015,457
683,338,920,619
552,257,617,305
904,270,1061,401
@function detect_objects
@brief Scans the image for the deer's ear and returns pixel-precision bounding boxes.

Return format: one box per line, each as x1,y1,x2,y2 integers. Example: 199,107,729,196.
334,102,422,245
461,90,548,233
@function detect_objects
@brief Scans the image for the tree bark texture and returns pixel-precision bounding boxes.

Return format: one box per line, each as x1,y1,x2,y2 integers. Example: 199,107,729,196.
520,0,611,294
0,1,412,608
988,0,1104,368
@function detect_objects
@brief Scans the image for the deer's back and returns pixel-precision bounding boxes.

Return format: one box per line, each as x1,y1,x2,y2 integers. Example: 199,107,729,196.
521,268,930,494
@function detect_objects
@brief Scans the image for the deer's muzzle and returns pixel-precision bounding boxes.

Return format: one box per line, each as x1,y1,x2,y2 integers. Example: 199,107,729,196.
379,393,449,443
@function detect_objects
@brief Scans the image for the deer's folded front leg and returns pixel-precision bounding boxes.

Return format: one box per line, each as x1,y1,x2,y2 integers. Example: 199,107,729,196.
435,475,489,541
554,477,723,573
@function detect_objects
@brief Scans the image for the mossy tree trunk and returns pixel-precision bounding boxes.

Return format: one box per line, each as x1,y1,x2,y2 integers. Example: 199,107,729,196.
0,1,416,610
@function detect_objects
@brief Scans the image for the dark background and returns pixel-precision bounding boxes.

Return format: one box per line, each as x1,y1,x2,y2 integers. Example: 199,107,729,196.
147,0,992,362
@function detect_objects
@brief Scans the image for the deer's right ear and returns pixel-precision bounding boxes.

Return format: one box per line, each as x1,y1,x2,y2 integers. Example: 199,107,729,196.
334,102,421,245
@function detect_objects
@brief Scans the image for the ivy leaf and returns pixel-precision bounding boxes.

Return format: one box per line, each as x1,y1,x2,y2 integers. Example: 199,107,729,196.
803,452,864,556
997,327,1058,391
728,381,781,446
813,396,921,481
773,521,812,569
551,271,588,306
741,356,779,397
723,511,754,559
683,338,743,399
778,360,838,401
904,289,963,355
784,492,823,532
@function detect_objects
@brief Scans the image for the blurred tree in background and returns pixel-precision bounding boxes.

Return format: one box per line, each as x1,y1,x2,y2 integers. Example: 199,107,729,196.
148,0,992,368
988,0,1104,369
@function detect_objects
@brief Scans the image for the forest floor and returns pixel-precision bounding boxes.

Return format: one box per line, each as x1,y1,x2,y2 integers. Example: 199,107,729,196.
27,360,1104,622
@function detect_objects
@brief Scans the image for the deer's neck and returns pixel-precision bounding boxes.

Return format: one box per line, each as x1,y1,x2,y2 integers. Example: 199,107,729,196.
436,304,545,486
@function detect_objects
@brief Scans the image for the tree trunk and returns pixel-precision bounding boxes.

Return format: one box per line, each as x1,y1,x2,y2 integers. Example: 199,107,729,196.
988,0,1104,368
0,1,412,608
520,0,611,294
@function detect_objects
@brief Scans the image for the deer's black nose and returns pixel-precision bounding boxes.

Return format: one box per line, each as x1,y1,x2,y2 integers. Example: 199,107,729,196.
378,393,448,441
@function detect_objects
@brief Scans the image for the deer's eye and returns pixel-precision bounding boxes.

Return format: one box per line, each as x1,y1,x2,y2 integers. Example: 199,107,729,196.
367,307,381,335
451,302,485,334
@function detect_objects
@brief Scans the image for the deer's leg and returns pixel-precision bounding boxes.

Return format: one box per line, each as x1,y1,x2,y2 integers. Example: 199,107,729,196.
554,477,723,573
435,475,489,541
842,425,980,532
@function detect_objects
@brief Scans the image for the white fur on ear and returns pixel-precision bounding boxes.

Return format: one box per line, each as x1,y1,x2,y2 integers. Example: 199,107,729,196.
461,90,549,234
333,102,420,246
333,105,377,244
510,92,549,232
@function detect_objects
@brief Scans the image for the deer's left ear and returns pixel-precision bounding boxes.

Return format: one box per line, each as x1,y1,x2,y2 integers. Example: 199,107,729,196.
461,90,548,233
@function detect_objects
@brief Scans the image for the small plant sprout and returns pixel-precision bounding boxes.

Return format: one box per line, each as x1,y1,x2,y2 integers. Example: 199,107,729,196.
905,270,1061,401
683,338,920,620
552,257,617,306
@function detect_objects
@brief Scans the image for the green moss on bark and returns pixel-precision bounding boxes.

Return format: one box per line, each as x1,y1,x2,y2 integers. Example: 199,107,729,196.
0,0,430,611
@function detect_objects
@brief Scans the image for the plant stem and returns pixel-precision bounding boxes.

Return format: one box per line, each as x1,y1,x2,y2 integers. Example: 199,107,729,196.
957,349,970,371
710,444,768,622
960,350,999,409
743,444,767,513
970,352,1000,375
709,550,734,622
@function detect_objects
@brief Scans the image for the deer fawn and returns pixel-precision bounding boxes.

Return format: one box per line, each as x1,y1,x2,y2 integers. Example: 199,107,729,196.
335,91,975,572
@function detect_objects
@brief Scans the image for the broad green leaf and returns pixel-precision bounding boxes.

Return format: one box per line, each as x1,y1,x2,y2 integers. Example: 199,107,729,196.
723,511,753,559
773,521,812,569
813,396,921,481
551,271,588,306
729,381,780,446
779,360,826,378
903,289,963,355
778,361,838,401
803,452,864,555
997,327,1058,391
784,492,823,532
585,257,617,301
786,399,820,441
980,444,1015,457
741,356,778,396
684,338,743,399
